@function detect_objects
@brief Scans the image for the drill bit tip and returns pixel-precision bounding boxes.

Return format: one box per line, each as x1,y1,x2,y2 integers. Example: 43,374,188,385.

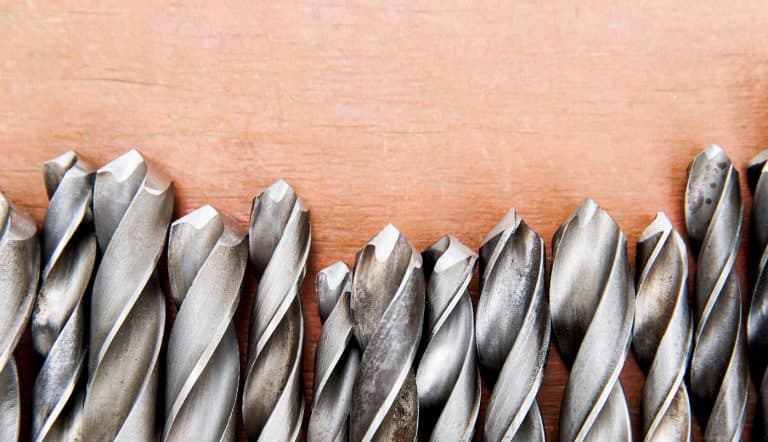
316,261,351,322
481,209,521,246
425,234,477,274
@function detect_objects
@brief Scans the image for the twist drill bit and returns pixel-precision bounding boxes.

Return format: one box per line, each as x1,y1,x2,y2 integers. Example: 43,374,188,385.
243,180,310,441
633,213,692,441
165,205,247,442
416,235,480,441
475,210,549,441
83,149,174,441
0,192,40,441
350,224,425,441
309,262,360,442
550,198,634,441
685,145,748,440
32,152,96,442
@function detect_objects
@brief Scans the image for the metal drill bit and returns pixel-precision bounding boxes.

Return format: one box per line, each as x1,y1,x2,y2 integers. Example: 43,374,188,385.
83,149,174,441
350,224,425,442
416,235,480,441
31,151,96,442
684,145,748,440
550,198,634,441
633,213,692,441
164,205,247,442
243,180,310,441
475,210,549,441
309,261,360,442
0,191,40,441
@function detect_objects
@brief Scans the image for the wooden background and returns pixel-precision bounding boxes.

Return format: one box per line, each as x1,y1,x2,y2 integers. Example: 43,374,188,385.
2,1,768,440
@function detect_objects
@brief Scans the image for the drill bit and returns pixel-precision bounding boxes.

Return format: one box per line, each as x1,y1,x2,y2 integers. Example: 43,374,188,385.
32,152,96,442
416,235,480,441
0,192,40,441
550,198,634,441
83,149,174,441
633,213,692,441
309,262,360,442
243,180,310,441
350,224,425,441
475,210,549,441
684,145,748,440
165,205,247,442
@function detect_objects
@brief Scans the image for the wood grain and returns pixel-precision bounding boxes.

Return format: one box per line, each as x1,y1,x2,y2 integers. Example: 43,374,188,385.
2,1,768,440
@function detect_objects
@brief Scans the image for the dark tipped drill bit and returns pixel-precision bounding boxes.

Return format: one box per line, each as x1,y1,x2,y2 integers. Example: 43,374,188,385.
550,198,634,441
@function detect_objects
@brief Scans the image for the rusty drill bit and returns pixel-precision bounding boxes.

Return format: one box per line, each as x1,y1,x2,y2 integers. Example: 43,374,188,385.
243,180,310,441
32,152,96,442
685,145,748,440
633,213,692,441
165,205,247,441
550,198,634,441
350,224,425,441
475,210,549,441
309,261,360,442
0,191,40,441
416,235,480,441
83,149,174,441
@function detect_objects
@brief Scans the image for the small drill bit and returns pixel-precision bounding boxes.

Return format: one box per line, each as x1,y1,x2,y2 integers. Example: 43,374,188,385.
309,262,360,442
83,149,174,441
475,210,549,441
416,235,480,441
633,213,692,441
350,224,425,441
685,145,748,440
32,152,96,442
550,198,634,441
243,180,310,441
165,205,247,442
0,191,40,441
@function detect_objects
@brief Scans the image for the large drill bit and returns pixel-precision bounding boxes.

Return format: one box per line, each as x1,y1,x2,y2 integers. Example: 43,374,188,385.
0,191,40,441
633,213,692,441
350,224,425,441
309,261,360,442
416,235,480,441
475,210,549,441
243,180,310,441
685,145,748,440
31,152,96,442
165,205,247,442
550,198,634,441
83,149,174,441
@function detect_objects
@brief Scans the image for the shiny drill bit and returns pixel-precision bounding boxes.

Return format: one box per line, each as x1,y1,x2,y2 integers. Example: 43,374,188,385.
550,198,634,441
0,191,40,441
350,224,425,441
309,262,360,442
416,235,480,441
165,205,247,442
633,213,692,441
475,210,549,441
32,152,96,442
243,180,310,441
83,149,174,441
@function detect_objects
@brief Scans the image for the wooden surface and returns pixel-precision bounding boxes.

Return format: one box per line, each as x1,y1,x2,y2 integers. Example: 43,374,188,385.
2,1,768,440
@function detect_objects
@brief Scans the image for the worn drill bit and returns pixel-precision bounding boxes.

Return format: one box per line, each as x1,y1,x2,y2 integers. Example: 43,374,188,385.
243,180,310,441
633,213,692,441
684,145,748,440
550,198,634,441
0,191,40,441
416,235,480,441
83,149,174,441
165,205,247,442
309,262,360,442
475,210,549,441
31,152,96,442
350,224,425,441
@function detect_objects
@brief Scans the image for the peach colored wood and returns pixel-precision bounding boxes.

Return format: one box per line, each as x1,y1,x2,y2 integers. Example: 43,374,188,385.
2,1,768,440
